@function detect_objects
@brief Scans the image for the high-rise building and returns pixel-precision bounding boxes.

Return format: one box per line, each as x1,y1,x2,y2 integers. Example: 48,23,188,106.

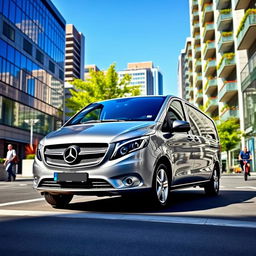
0,0,66,170
178,0,256,170
118,62,163,95
84,64,100,80
64,24,85,118
65,24,85,81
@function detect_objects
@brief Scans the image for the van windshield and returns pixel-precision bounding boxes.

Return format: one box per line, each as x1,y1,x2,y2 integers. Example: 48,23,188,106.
66,97,166,125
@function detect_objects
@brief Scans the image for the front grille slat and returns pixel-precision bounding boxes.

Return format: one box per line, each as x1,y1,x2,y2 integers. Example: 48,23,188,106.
44,143,108,167
39,178,113,189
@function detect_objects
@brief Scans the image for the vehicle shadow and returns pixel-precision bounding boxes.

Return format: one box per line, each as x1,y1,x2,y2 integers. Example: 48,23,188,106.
67,189,256,219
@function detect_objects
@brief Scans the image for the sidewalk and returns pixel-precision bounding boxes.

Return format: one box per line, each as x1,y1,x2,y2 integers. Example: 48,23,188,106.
222,172,256,176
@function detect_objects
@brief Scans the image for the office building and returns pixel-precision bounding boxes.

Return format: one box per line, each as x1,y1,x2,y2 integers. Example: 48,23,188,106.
178,0,256,169
118,62,163,95
0,0,66,169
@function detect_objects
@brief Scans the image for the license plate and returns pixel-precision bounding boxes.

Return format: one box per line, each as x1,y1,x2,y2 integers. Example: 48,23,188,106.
54,172,88,182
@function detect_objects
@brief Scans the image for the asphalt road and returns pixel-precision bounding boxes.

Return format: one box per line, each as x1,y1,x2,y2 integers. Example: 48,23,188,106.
0,175,255,256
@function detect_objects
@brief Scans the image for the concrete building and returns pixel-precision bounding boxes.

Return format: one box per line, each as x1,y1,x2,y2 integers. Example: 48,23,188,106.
118,62,163,95
0,0,66,172
84,64,100,80
65,24,85,81
64,24,85,118
178,0,256,170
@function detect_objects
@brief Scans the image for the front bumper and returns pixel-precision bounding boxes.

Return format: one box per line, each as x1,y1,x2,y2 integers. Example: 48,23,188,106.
33,149,155,195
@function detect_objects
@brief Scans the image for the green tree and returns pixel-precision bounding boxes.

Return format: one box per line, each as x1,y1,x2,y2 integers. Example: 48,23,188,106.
66,63,141,115
217,117,242,172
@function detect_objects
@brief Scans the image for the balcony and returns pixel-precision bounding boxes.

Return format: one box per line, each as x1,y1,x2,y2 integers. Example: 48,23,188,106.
200,0,212,10
193,22,200,36
237,10,256,50
195,59,202,72
202,4,214,25
204,78,217,95
218,32,234,53
195,91,203,104
217,9,232,31
216,0,232,10
204,59,216,77
189,86,194,97
192,0,198,10
189,71,193,83
205,97,218,113
194,45,201,58
193,9,199,24
234,0,250,10
203,22,215,42
195,74,202,88
219,81,238,102
194,33,201,44
241,51,256,90
203,40,216,60
220,109,239,121
188,44,192,55
217,53,236,78
188,54,193,69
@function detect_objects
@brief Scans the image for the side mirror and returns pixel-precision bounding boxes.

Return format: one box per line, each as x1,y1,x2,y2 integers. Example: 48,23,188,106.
172,120,191,132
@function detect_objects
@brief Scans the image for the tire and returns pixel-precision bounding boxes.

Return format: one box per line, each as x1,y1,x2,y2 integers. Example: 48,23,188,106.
152,163,171,208
244,168,248,181
204,167,220,196
44,193,73,208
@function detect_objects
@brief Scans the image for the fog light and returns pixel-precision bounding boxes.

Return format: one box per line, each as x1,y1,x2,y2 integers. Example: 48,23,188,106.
123,176,140,187
33,177,39,187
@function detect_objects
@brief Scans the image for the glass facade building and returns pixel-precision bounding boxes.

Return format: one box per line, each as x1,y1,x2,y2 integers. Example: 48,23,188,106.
0,0,65,170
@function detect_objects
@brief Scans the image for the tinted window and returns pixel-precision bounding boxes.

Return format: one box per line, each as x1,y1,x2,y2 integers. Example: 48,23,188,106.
3,22,15,41
169,100,185,121
66,97,166,126
186,104,200,136
49,60,55,73
23,38,32,55
36,49,44,64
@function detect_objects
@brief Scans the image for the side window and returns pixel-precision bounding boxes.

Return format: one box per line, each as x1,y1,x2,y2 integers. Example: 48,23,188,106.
80,108,101,123
201,114,217,140
186,104,200,136
168,100,185,121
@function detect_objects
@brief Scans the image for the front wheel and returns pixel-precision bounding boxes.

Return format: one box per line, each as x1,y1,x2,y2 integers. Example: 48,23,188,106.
152,164,171,208
204,168,220,196
44,193,73,208
244,166,248,181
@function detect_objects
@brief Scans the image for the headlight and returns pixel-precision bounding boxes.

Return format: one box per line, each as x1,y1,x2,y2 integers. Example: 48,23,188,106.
111,136,149,160
36,142,44,161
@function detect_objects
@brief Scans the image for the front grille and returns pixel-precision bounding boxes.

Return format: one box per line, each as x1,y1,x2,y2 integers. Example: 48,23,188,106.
44,143,109,167
39,178,113,189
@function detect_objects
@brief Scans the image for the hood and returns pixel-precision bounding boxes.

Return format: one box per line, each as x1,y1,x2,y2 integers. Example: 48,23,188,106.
44,121,156,146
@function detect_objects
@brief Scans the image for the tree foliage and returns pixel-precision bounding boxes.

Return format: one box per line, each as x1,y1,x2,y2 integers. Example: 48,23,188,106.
66,63,141,115
217,117,242,152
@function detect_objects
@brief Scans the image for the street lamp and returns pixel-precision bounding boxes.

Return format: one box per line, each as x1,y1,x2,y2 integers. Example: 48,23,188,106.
24,119,39,147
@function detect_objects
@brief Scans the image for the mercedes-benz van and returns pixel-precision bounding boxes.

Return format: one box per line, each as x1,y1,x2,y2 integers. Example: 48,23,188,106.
33,96,221,208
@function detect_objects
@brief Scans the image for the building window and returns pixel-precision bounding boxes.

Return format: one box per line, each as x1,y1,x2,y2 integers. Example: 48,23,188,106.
36,49,44,64
3,22,15,41
59,69,64,80
49,60,55,73
23,38,32,55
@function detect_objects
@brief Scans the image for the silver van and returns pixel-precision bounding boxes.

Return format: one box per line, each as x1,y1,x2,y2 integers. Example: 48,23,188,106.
33,96,221,208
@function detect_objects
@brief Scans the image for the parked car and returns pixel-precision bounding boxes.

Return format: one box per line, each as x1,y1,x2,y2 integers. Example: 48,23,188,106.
33,96,221,208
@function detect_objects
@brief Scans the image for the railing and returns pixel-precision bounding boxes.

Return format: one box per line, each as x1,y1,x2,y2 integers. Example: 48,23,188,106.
218,32,233,51
204,77,217,91
241,51,256,89
217,10,232,27
203,40,215,55
237,11,256,46
220,109,239,121
218,81,238,101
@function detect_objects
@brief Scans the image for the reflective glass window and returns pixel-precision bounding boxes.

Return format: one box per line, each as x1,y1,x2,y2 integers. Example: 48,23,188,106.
3,21,15,41
7,45,15,63
9,0,16,23
3,0,9,18
0,39,7,58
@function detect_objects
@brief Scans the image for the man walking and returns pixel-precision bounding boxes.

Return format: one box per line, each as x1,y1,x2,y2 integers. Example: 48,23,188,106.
4,144,17,181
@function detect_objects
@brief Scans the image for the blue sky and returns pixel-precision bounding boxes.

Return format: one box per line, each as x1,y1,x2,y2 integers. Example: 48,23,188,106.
52,0,190,95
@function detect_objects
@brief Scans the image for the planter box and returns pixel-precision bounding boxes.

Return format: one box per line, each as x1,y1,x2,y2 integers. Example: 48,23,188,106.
0,164,7,181
22,159,34,177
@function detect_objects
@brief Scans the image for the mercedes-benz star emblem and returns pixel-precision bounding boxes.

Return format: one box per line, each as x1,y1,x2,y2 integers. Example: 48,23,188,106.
63,146,79,164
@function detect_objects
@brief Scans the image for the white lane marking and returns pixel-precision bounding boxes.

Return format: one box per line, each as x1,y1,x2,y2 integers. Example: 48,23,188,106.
0,210,256,229
236,186,256,190
0,198,44,207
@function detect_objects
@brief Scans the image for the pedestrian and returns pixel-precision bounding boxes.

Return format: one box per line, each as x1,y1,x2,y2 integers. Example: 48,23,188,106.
3,144,17,181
